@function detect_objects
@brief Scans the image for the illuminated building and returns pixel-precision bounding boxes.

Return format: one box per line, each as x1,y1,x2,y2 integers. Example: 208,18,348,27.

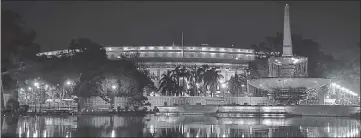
248,4,330,105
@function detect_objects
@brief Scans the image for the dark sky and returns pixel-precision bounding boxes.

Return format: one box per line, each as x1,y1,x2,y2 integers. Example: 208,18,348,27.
2,1,360,60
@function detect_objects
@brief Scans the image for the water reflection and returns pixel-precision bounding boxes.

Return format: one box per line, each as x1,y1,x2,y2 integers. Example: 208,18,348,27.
1,115,360,137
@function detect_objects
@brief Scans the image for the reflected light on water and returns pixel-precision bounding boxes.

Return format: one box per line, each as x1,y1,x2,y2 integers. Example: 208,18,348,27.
111,130,115,137
1,115,360,138
150,124,154,134
33,130,38,137
43,130,47,138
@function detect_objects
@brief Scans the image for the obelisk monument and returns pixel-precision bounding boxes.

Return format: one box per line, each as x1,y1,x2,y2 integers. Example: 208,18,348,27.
282,4,293,57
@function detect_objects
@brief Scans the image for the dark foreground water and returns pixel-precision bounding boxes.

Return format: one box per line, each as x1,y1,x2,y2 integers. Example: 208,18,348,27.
1,115,360,137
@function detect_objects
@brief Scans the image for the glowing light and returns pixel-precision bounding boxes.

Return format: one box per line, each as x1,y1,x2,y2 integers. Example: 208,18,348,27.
331,83,357,96
34,82,39,87
150,125,154,134
108,48,112,51
241,84,245,87
33,131,38,137
112,85,117,90
28,87,32,90
66,80,72,85
20,88,24,91
221,83,227,88
111,130,115,137
43,130,47,137
19,127,22,137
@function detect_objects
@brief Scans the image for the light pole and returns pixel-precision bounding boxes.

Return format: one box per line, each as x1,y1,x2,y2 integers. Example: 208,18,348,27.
245,68,250,97
111,85,117,110
27,87,32,106
34,82,40,112
64,80,73,110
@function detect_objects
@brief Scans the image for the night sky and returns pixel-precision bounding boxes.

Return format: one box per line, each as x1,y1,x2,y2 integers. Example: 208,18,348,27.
2,1,360,61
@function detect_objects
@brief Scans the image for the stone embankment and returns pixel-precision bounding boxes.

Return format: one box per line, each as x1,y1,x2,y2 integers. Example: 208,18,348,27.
157,105,361,117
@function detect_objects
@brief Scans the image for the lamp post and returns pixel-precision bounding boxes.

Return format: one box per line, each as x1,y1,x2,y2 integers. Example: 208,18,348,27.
27,87,32,106
34,82,40,112
111,85,117,110
245,68,250,96
62,80,73,110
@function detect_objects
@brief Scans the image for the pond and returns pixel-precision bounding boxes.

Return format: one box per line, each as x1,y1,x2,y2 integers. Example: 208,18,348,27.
1,115,360,137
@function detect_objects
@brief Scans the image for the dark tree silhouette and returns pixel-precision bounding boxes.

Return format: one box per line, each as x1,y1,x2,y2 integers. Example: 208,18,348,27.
1,10,41,110
203,68,223,97
159,70,179,96
250,32,340,78
228,73,247,96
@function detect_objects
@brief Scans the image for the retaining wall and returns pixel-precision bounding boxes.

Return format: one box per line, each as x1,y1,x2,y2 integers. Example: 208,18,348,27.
158,105,361,117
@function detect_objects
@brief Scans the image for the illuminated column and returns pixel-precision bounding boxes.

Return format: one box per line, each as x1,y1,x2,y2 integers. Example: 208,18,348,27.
282,4,293,56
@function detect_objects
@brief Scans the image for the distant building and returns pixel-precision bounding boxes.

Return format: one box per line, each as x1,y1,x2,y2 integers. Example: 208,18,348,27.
38,45,257,91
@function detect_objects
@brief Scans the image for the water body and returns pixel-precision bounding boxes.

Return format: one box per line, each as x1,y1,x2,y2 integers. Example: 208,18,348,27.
1,115,360,137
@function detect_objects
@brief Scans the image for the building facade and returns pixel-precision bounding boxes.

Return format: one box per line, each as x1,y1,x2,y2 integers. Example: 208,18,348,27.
38,45,256,85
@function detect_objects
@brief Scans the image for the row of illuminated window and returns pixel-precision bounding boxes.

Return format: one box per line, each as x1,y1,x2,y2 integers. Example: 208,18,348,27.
37,46,254,57
108,52,255,60
106,46,254,54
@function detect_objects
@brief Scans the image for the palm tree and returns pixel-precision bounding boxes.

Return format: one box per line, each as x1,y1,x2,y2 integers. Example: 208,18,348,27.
203,68,223,97
228,73,247,97
172,65,190,96
197,65,209,96
159,71,178,96
187,66,197,96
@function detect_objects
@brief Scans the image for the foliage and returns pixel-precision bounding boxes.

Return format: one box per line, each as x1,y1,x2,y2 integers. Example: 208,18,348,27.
250,32,337,78
203,67,223,97
5,98,20,112
248,59,268,79
228,73,247,96
11,37,154,109
158,65,223,97
1,10,41,109
1,10,40,72
159,71,179,96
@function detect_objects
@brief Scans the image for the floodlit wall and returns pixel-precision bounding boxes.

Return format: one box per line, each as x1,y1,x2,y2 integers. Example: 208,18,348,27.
3,93,12,107
158,105,360,117
79,96,270,110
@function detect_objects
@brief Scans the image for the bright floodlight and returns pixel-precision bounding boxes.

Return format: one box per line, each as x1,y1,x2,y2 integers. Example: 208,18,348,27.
28,87,32,90
241,84,245,87
66,80,72,85
34,82,39,87
219,79,225,83
112,85,117,90
221,83,227,88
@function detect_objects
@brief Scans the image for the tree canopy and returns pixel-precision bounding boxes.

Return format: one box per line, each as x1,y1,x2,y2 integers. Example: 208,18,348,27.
10,37,154,109
250,32,341,78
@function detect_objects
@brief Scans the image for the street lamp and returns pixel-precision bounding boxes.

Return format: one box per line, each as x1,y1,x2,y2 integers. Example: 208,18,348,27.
34,82,40,88
66,80,72,85
112,85,117,90
221,83,227,88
